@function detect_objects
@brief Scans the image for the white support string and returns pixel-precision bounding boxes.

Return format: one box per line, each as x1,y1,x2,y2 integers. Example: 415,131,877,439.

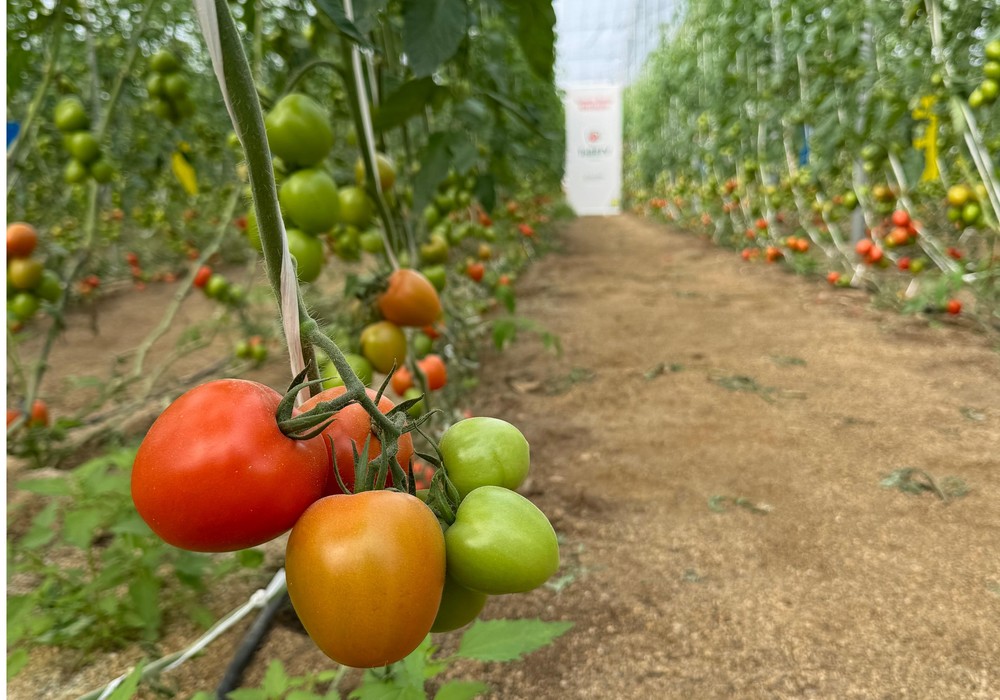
193,0,306,392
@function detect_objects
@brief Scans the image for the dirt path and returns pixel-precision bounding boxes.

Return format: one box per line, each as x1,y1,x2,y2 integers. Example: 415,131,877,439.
460,215,1000,699
10,214,1000,699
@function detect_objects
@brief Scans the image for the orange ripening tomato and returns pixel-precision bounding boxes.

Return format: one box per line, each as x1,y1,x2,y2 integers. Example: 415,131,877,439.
417,354,447,390
391,366,414,395
298,386,414,494
285,490,446,668
7,222,38,259
377,269,442,327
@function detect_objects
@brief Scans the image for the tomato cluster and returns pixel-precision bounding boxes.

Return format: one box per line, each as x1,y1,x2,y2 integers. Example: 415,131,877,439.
145,49,195,124
7,222,61,328
53,96,113,184
131,375,559,669
191,264,247,306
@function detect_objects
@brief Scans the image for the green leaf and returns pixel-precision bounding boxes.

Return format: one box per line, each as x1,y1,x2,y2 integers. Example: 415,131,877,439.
472,173,496,213
351,684,426,700
128,570,161,639
19,501,59,549
375,78,446,130
402,0,467,77
353,0,391,33
491,318,517,351
15,477,71,496
106,663,145,700
499,0,556,80
313,0,372,48
494,285,516,313
433,681,489,700
227,690,270,700
7,649,29,679
237,548,265,568
263,660,290,697
287,691,324,700
61,506,105,549
456,619,573,662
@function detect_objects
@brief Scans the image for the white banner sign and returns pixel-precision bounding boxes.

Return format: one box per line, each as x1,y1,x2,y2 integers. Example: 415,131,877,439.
564,85,622,216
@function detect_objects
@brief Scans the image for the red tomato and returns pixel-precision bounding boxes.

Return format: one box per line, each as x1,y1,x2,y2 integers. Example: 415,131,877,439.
891,210,910,228
518,223,535,237
28,399,49,427
417,354,447,390
285,491,445,667
466,262,485,282
946,299,962,315
298,386,414,494
826,271,840,285
855,239,873,256
131,379,331,552
377,268,442,327
7,408,21,427
391,366,414,395
7,222,38,259
193,265,213,288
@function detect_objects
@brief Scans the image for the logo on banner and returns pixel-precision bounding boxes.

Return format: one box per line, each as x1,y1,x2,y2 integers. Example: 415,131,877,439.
578,127,611,157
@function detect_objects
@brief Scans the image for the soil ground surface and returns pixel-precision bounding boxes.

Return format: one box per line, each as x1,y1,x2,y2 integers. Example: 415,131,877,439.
8,214,1000,699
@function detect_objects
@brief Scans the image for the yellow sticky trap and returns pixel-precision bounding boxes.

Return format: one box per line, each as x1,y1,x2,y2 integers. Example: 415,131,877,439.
172,145,198,195
911,96,939,182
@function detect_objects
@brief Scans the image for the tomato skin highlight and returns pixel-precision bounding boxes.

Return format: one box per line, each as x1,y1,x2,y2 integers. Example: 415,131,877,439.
130,379,330,552
445,485,559,595
285,490,445,668
298,386,414,495
377,269,442,327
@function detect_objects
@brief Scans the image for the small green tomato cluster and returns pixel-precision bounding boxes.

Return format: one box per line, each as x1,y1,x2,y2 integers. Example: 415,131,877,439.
145,49,195,124
53,96,114,184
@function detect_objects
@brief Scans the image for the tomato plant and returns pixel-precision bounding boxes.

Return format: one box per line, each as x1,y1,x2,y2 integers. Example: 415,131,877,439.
130,379,331,552
285,490,445,667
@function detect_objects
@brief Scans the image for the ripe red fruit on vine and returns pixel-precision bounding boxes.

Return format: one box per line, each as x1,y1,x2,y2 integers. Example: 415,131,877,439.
7,222,38,258
890,210,910,228
466,262,485,282
826,271,840,285
755,217,768,231
740,249,753,261
417,354,447,390
946,299,962,315
855,239,873,256
897,257,911,271
391,366,414,395
867,246,884,264
518,223,535,237
947,247,963,260
193,265,213,288
377,268,442,327
29,399,49,427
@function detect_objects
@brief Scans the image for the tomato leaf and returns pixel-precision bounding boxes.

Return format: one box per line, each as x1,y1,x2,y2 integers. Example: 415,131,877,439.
20,501,59,549
497,0,556,81
375,78,447,130
456,619,573,662
15,476,71,496
127,570,161,639
105,663,145,700
433,681,490,700
263,660,291,696
61,506,105,549
6,649,29,679
401,0,467,78
237,548,265,568
350,681,426,700
312,0,372,49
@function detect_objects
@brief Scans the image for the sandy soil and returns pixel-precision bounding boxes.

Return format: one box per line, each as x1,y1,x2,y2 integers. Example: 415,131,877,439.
8,214,1000,699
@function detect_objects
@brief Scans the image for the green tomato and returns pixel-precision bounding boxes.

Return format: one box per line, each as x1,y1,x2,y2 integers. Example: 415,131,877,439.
337,186,373,227
354,152,397,191
53,96,89,133
431,573,487,633
332,225,361,262
67,132,100,164
986,39,1000,62
36,270,63,303
319,353,374,388
419,235,450,265
422,204,441,228
265,93,334,167
204,274,229,300
8,293,40,321
402,387,425,417
411,331,433,359
164,73,189,100
64,159,88,184
89,158,114,184
150,49,181,74
287,228,324,283
421,265,447,292
151,99,173,120
146,74,167,98
359,229,384,254
981,79,999,104
279,168,340,233
985,61,1000,81
439,417,530,499
445,486,559,595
